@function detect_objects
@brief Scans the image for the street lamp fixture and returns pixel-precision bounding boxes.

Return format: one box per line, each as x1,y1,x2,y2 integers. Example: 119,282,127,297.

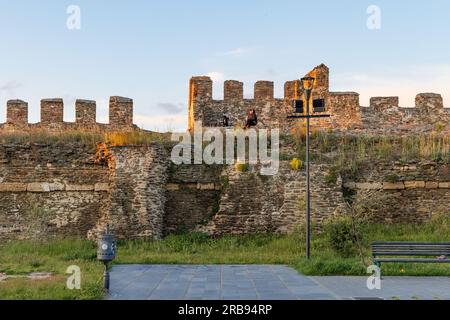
301,76,315,102
287,76,330,260
301,76,314,260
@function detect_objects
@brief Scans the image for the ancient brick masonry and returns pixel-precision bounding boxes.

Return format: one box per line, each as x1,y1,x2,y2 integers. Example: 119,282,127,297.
1,96,135,131
416,93,444,112
343,161,450,223
76,99,96,125
0,143,110,240
109,96,134,129
1,142,450,240
164,164,223,235
254,81,274,100
189,63,450,134
370,96,399,111
224,80,244,101
6,100,28,126
196,162,347,235
362,93,450,134
1,63,450,241
106,144,170,239
41,98,64,126
0,143,172,241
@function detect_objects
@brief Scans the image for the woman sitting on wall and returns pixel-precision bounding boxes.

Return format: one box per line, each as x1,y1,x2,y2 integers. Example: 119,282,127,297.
243,109,258,129
223,114,230,127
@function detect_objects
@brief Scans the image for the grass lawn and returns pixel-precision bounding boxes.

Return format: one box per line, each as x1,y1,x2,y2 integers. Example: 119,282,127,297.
1,216,450,300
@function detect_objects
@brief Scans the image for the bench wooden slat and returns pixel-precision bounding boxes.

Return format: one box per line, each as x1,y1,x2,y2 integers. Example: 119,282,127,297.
373,248,450,251
374,258,450,263
372,246,450,249
372,242,450,245
372,243,450,248
372,247,450,252
372,246,450,250
373,252,450,256
373,248,450,250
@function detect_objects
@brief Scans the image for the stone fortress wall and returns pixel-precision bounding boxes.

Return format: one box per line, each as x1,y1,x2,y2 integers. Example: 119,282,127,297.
1,141,448,240
2,96,135,131
189,64,450,134
0,64,449,240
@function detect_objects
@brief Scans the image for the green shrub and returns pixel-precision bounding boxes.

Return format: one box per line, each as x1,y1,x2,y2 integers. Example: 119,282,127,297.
324,216,361,258
324,166,339,184
220,176,229,188
235,162,249,172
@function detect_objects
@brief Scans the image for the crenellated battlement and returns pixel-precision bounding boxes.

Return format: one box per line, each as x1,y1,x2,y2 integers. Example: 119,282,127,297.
2,64,448,135
2,96,136,131
188,64,450,134
361,92,449,133
369,94,445,111
188,64,359,131
189,64,330,103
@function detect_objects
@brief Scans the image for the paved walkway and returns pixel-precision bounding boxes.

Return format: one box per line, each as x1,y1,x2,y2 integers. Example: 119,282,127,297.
311,276,450,300
107,265,450,300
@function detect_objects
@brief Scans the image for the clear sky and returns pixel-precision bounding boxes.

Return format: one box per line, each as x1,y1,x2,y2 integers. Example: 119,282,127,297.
1,0,449,131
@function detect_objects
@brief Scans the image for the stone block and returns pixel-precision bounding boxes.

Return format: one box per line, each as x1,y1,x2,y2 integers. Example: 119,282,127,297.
425,181,439,189
343,181,356,189
438,182,450,189
383,182,405,190
65,184,95,191
404,181,425,189
49,182,65,191
94,183,110,192
166,183,180,191
27,182,51,192
197,183,215,190
0,183,27,192
355,182,382,190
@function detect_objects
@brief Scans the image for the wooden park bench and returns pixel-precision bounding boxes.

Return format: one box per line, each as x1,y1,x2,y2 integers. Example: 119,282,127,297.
371,242,450,276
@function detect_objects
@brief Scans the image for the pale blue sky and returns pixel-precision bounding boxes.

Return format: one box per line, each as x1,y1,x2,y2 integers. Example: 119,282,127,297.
1,1,449,131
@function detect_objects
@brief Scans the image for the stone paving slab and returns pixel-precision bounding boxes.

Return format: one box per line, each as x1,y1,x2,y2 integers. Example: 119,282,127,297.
310,276,450,300
107,265,450,300
107,265,337,300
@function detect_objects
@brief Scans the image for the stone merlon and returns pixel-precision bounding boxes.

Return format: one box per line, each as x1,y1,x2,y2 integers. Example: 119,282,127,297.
2,96,135,130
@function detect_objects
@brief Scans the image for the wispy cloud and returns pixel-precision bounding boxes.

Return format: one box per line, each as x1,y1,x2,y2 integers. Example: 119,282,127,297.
215,47,248,57
0,81,22,95
156,102,183,114
134,114,187,132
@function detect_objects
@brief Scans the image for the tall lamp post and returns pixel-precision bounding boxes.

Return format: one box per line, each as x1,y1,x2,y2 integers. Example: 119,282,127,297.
287,76,330,259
